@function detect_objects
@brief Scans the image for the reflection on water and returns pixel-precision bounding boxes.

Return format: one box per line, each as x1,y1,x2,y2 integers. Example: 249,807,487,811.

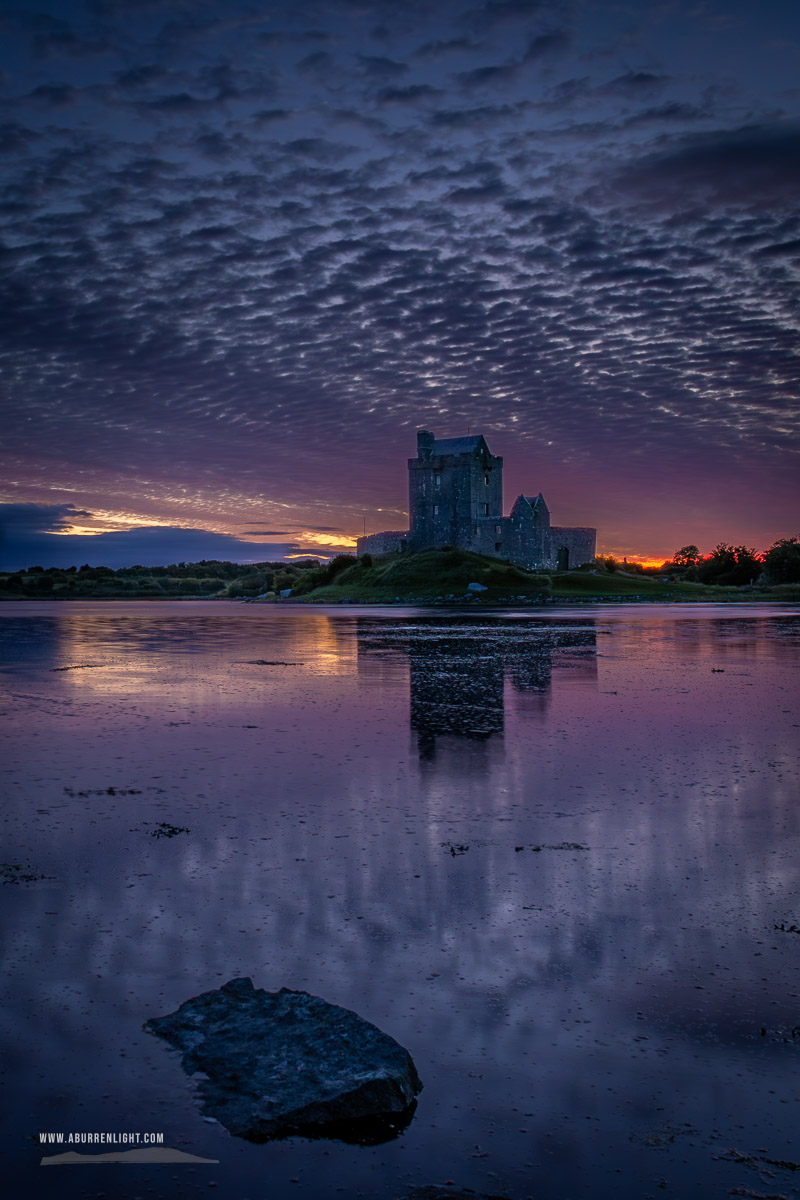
355,618,597,758
0,602,799,1200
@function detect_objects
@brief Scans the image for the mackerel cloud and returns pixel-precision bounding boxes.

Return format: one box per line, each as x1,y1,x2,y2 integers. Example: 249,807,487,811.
1,0,798,560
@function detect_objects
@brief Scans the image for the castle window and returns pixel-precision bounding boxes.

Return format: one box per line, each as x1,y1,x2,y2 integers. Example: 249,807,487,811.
484,503,489,515
495,542,501,551
484,474,489,485
434,473,441,487
496,525,501,535
433,505,439,516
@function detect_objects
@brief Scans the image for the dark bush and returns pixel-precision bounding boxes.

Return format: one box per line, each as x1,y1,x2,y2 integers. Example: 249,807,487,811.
763,537,800,584
697,543,761,587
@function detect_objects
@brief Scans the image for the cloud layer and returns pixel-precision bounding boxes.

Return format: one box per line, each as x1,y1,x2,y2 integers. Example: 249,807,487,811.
0,503,339,570
1,0,798,562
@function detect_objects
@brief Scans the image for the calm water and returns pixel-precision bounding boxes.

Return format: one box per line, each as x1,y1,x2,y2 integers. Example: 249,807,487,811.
1,601,799,1200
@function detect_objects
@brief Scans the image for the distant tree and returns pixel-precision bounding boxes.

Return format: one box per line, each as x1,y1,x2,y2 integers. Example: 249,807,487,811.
697,543,762,586
291,555,358,595
271,570,295,593
762,537,800,584
620,558,649,575
595,555,618,573
672,545,701,568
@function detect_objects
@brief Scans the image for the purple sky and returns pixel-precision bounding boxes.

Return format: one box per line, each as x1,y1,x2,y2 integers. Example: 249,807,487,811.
1,0,799,570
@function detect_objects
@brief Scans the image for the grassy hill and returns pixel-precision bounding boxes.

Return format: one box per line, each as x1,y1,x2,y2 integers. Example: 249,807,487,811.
3,549,795,604
287,548,764,604
290,548,550,603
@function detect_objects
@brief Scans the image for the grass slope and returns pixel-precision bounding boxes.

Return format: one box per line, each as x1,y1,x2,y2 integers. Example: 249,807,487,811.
293,548,545,601
291,549,746,603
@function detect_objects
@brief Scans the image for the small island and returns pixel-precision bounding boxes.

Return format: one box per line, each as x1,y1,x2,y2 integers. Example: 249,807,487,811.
3,539,799,604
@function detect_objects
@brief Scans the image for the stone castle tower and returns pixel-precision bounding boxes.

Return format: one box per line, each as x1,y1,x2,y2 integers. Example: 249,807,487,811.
357,430,596,571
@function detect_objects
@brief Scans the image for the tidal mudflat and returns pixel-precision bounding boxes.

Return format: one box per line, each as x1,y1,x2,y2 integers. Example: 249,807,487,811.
1,601,799,1200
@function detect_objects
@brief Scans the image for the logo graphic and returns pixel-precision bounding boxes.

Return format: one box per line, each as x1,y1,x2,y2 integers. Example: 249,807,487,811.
41,1147,219,1166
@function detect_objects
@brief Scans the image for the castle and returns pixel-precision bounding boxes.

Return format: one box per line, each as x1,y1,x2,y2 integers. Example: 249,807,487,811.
356,430,596,572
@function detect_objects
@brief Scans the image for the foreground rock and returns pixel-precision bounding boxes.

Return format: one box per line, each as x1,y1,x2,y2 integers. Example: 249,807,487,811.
145,977,422,1143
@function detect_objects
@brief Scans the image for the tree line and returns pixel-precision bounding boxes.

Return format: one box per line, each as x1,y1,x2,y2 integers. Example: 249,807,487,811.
669,538,800,586
1,539,797,598
0,558,325,598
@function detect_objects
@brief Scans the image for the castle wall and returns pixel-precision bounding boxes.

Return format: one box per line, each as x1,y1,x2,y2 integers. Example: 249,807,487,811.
549,526,596,570
356,531,407,557
506,496,551,570
408,432,502,551
472,516,513,560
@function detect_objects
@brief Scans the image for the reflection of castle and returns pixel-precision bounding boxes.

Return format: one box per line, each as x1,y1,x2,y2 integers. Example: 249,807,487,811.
355,618,597,760
357,430,596,571
408,629,505,757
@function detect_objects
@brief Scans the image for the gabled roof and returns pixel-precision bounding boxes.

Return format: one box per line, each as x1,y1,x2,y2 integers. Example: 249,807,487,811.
511,492,549,516
431,435,487,457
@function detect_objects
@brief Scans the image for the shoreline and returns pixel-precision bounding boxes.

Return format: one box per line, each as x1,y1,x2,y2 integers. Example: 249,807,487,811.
1,593,798,608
